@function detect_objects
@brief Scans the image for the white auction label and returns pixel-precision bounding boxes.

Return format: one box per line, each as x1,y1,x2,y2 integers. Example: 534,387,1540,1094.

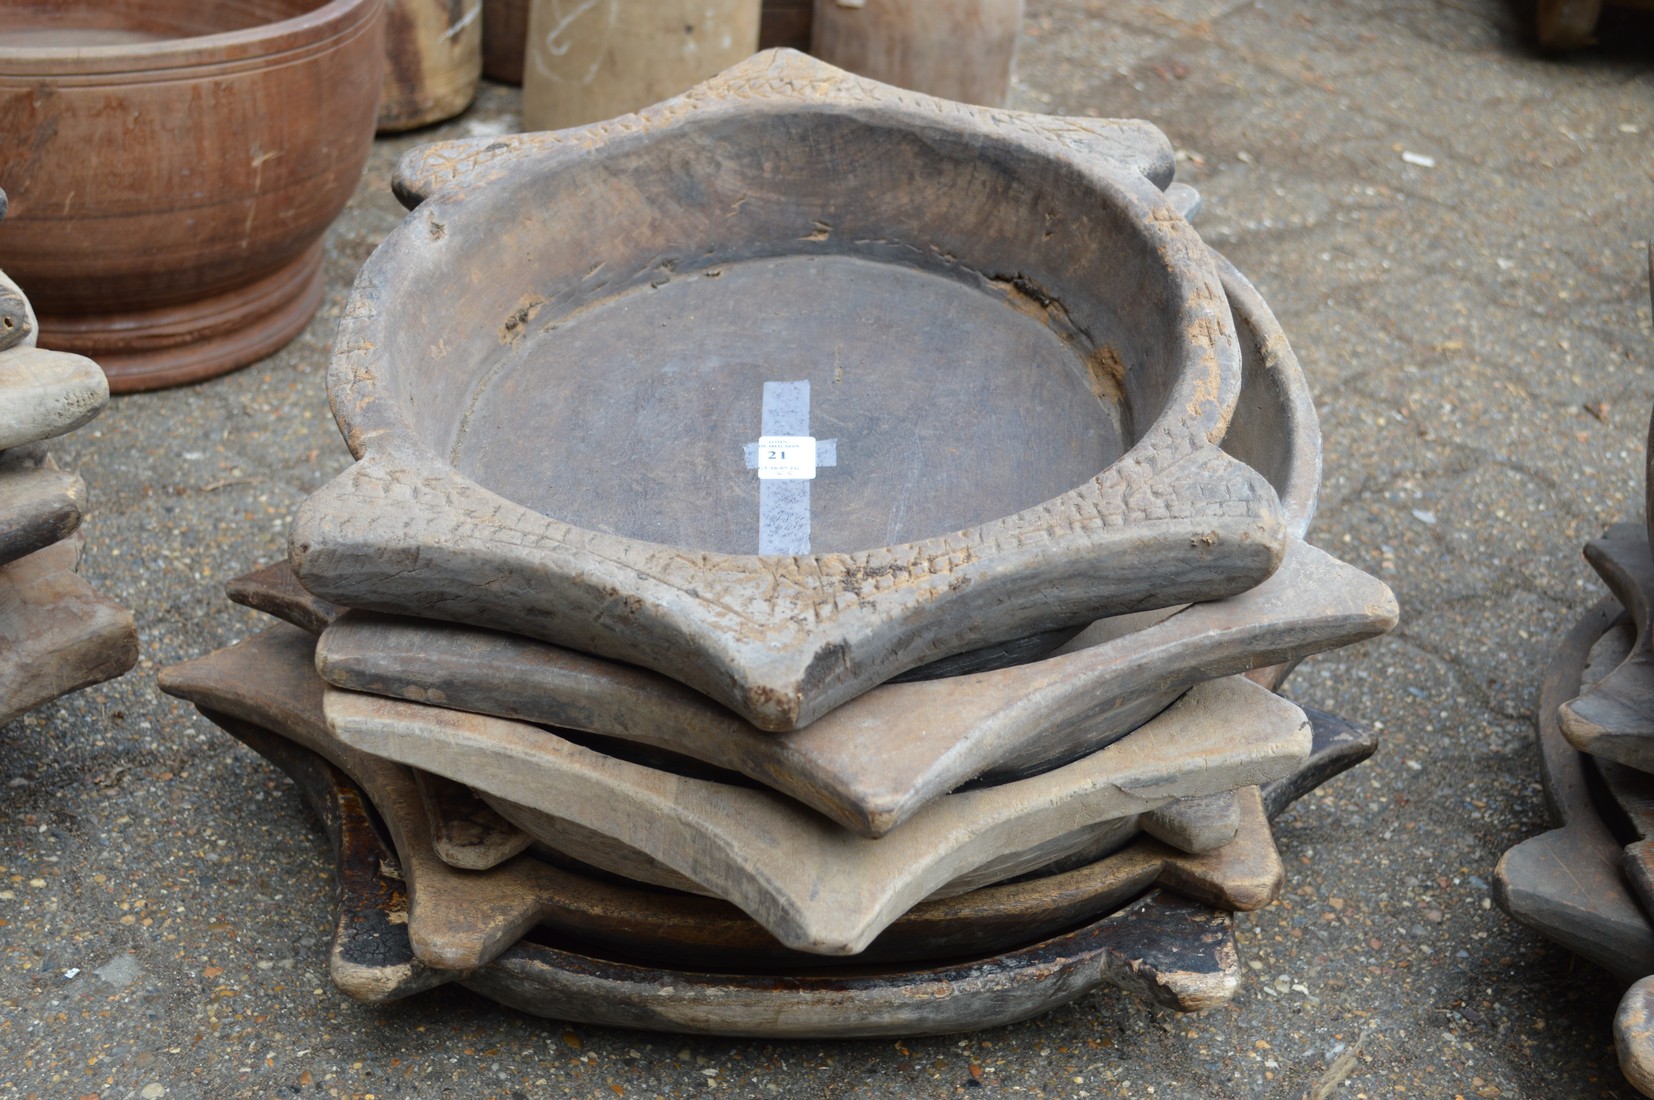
756,435,817,480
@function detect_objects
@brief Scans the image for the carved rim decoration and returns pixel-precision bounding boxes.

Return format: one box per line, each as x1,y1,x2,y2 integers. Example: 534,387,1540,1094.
291,49,1285,731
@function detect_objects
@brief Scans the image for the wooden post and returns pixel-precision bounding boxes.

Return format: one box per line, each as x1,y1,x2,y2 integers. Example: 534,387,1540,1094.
379,0,485,132
522,0,761,132
760,0,813,50
482,0,529,84
811,0,1023,107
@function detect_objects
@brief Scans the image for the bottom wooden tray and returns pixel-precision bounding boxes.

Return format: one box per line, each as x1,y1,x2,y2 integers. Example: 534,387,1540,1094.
228,714,1240,1035
183,691,1374,1038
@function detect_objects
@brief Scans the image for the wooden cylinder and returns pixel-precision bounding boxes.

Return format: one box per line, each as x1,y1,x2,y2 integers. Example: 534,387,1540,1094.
0,0,385,391
811,0,1023,107
760,0,813,50
482,0,529,83
379,0,484,132
522,0,761,132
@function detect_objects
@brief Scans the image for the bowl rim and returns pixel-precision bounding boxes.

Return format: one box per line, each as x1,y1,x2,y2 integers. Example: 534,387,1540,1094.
333,55,1238,515
0,0,383,74
292,52,1288,733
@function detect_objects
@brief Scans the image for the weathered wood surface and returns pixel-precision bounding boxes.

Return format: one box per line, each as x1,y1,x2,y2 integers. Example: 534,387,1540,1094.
160,622,1273,977
1258,703,1378,819
460,783,1280,972
1141,792,1240,853
293,50,1290,733
0,267,38,353
0,465,85,568
187,659,1371,976
326,673,1309,954
416,769,531,870
481,0,527,83
1493,597,1654,980
812,0,1023,107
211,696,1385,1033
379,0,483,132
1594,756,1654,842
522,0,762,131
1618,975,1654,1098
467,890,1239,1036
1587,741,1654,927
166,704,1253,1031
160,627,570,972
317,538,1386,836
0,346,108,453
278,232,1330,818
225,561,342,635
160,623,1370,1033
0,537,138,728
0,0,384,391
1560,523,1654,770
1213,250,1321,539
1582,748,1654,926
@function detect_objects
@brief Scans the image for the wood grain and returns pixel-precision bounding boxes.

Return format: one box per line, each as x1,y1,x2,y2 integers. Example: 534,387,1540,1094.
415,769,531,870
0,538,138,728
0,465,85,568
161,618,1379,1031
226,561,342,635
325,670,1309,954
291,49,1282,733
379,0,483,132
812,0,1023,107
166,694,1251,1029
162,622,1277,972
1560,523,1654,770
165,638,1377,1031
1493,597,1654,980
481,0,527,83
316,538,1388,836
0,346,109,453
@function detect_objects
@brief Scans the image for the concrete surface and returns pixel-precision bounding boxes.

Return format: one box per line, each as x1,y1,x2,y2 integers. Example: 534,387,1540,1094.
3,0,1654,1096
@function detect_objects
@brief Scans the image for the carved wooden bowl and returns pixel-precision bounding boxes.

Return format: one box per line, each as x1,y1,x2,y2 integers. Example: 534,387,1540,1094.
290,49,1287,732
306,246,1382,844
158,617,1375,1033
0,0,385,392
1493,597,1654,979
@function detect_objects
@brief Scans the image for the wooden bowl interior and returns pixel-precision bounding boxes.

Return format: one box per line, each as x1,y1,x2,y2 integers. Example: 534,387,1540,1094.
0,1,331,46
1218,281,1318,532
384,112,1193,555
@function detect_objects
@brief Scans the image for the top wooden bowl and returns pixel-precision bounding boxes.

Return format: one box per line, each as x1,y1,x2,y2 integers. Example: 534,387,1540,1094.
290,50,1286,731
0,0,385,391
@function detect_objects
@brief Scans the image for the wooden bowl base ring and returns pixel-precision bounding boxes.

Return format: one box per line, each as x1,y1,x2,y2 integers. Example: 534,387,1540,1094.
34,241,326,394
217,713,1244,1034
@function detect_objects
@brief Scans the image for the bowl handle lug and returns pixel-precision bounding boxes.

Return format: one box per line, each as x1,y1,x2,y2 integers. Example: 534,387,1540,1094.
393,135,577,210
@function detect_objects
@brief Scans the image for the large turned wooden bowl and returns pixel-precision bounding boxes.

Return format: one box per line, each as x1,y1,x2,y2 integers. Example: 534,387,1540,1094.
291,50,1288,731
0,0,385,392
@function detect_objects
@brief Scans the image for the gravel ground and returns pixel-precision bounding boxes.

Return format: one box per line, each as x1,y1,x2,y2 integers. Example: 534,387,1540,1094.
4,1,1654,1097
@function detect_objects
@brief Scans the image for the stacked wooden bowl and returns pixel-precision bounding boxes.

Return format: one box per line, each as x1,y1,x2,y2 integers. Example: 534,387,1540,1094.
160,52,1396,1036
0,212,138,729
1495,290,1654,1092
